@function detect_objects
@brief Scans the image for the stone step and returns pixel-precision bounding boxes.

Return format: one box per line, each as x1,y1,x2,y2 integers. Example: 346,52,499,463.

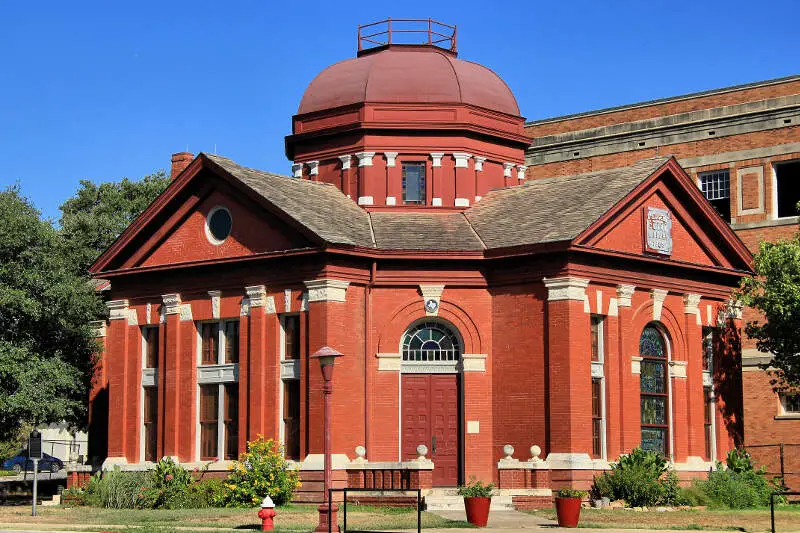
424,493,514,511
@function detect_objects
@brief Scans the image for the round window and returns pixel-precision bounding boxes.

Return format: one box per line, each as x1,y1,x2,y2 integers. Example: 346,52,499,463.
206,207,232,244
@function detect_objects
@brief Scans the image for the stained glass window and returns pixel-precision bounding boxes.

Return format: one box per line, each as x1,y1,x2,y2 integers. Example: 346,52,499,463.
402,322,461,362
402,162,426,205
640,325,669,456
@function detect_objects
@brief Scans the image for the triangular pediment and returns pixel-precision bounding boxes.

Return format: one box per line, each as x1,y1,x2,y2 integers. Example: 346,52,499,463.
575,159,752,272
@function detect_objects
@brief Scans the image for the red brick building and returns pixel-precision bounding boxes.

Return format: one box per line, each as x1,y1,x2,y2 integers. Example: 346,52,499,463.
88,22,757,502
526,74,800,487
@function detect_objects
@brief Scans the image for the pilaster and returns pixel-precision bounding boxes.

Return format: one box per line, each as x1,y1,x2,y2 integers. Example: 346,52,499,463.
615,284,639,453
105,300,131,461
683,294,705,459
245,285,268,440
161,293,182,459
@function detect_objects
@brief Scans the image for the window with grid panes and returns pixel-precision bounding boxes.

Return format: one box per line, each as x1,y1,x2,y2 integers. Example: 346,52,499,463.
281,315,301,460
200,323,219,365
640,326,669,456
699,170,731,222
781,393,800,413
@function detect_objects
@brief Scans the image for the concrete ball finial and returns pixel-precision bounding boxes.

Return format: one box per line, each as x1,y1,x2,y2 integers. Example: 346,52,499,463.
530,445,542,461
416,444,428,459
355,445,366,459
503,444,514,459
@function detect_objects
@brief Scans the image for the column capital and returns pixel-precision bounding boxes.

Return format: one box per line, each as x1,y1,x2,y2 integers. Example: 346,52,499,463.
338,154,352,170
307,160,319,176
474,156,486,172
683,294,702,325
517,165,528,180
542,277,589,301
245,285,267,307
453,152,472,168
107,299,129,320
355,152,375,167
503,162,515,177
161,294,181,315
384,152,398,167
430,152,444,167
291,163,303,178
616,284,636,307
90,320,107,337
304,279,350,303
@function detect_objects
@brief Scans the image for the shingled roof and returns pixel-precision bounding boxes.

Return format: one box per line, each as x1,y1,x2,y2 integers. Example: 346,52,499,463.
466,156,671,249
206,153,671,253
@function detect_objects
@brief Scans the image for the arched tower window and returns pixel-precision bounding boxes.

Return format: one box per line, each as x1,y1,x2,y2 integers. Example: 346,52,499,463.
640,325,669,456
401,321,461,362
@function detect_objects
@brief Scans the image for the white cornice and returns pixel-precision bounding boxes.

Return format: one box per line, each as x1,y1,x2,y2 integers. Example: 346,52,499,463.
542,277,589,302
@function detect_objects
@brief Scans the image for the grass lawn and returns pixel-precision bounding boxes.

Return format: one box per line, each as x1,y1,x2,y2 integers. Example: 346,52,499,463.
0,504,469,532
0,469,16,476
528,506,800,532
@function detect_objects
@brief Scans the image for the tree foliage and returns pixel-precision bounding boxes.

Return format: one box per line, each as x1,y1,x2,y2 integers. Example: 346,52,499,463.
59,171,170,272
0,186,105,442
738,234,800,388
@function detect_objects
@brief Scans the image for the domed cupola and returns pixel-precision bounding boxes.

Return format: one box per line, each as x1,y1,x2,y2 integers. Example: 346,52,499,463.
285,19,531,209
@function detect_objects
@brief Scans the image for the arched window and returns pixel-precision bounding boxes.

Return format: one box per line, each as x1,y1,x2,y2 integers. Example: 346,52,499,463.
640,325,669,456
401,321,461,362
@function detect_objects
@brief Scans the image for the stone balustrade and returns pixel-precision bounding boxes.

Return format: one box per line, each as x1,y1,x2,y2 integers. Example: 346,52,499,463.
346,445,434,491
496,444,553,510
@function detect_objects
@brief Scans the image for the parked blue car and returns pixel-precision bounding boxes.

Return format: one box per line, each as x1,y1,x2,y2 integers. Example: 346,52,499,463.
2,451,63,474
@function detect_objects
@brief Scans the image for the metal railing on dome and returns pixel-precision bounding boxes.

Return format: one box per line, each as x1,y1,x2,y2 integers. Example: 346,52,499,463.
357,19,457,53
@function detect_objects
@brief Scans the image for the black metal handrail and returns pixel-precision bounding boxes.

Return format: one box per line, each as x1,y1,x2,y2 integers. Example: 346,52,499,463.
770,491,799,533
357,19,457,53
328,488,422,533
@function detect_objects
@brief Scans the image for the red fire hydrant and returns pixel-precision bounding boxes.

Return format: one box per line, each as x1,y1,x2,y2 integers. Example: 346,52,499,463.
257,496,276,531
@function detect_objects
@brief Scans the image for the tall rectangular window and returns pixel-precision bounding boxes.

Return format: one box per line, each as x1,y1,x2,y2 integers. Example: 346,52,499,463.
590,316,602,362
199,384,218,460
402,162,426,205
640,327,669,456
224,321,239,364
704,386,714,460
224,384,239,460
591,378,603,458
200,323,219,365
699,170,731,222
775,160,800,218
143,387,158,462
702,327,714,371
283,380,301,460
143,326,159,368
283,315,300,360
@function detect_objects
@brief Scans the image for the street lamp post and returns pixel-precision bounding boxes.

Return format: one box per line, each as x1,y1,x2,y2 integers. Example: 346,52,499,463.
311,346,343,533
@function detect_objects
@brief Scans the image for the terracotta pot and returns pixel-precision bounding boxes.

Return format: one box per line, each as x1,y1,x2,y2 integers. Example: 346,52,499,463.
463,496,491,527
555,496,582,528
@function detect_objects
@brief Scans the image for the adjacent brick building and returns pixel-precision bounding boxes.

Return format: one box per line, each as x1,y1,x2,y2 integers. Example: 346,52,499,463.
526,74,800,486
88,21,762,501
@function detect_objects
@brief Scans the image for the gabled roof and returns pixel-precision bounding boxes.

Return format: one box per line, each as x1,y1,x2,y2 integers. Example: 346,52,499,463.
466,157,672,249
205,154,374,248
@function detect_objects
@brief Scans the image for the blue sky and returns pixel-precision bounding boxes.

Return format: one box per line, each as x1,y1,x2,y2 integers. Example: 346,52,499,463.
2,0,798,220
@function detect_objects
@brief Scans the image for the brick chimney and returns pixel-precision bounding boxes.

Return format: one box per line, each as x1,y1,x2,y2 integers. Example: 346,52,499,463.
170,152,194,180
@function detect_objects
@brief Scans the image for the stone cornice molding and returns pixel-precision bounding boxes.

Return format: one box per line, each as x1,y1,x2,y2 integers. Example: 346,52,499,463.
291,163,303,178
430,152,444,167
90,320,107,338
616,284,636,307
307,160,319,176
305,279,350,302
542,277,589,302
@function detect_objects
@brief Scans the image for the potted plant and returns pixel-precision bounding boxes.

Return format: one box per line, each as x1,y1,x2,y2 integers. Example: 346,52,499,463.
457,477,495,527
554,488,588,527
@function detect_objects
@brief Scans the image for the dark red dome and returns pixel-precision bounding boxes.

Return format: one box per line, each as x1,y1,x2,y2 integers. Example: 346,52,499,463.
297,45,520,116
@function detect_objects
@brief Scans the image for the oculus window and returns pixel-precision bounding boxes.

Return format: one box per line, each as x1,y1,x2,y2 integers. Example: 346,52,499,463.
206,206,232,243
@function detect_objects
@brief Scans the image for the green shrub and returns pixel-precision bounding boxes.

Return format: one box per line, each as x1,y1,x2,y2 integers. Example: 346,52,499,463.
137,458,195,509
88,468,153,509
696,448,781,509
457,477,494,498
677,484,711,507
187,478,231,508
556,488,588,499
222,436,300,507
591,448,680,507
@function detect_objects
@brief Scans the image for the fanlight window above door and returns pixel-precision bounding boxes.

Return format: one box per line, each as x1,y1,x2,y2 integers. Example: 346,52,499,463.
402,322,461,362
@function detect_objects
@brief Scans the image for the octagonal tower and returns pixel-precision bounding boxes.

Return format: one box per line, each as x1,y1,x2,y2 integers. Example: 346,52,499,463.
285,19,531,209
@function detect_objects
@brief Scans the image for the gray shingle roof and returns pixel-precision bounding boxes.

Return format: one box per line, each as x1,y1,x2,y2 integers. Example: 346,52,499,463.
205,153,375,248
466,156,671,249
205,153,670,253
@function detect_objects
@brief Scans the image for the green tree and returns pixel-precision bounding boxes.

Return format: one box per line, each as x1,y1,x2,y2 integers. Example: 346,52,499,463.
738,234,800,388
0,186,105,444
59,171,170,272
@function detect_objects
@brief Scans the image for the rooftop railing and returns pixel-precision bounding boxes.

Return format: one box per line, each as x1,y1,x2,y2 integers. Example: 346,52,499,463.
357,18,457,53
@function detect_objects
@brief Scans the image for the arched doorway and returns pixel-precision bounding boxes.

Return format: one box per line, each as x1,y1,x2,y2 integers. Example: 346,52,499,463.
400,320,462,486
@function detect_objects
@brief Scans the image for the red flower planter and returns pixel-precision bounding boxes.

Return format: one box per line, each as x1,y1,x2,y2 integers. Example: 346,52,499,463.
463,496,491,527
555,497,582,528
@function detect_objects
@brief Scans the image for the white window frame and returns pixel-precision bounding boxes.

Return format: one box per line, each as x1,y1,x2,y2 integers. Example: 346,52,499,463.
771,159,800,220
590,315,607,460
194,319,240,462
778,392,800,418
140,325,159,463
279,314,301,453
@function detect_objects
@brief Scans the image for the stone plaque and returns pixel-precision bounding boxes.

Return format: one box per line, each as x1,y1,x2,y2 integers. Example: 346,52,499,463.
644,207,672,255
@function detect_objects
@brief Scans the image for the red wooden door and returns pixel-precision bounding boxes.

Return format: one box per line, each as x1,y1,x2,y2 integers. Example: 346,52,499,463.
401,374,459,486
